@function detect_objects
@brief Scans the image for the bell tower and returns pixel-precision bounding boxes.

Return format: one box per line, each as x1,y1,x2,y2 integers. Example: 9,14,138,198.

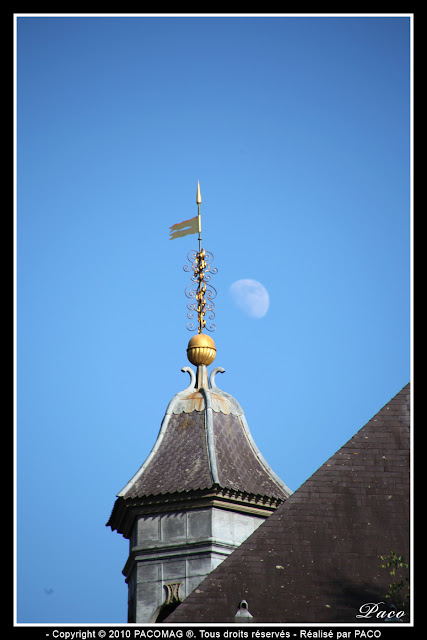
107,184,292,623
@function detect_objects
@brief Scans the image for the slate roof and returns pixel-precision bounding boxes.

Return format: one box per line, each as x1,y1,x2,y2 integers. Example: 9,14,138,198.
165,383,411,624
107,366,292,535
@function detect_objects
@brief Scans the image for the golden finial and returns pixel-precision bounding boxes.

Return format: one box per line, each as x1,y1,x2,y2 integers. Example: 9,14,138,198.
170,182,217,357
187,332,216,366
183,183,218,337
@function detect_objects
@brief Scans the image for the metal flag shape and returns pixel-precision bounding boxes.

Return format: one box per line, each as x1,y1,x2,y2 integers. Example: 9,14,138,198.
169,216,199,240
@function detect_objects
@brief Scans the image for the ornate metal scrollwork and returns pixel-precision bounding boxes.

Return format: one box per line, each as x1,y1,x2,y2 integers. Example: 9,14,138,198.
184,249,217,333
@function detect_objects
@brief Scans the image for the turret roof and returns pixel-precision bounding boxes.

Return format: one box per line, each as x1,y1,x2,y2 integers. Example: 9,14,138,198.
107,365,292,536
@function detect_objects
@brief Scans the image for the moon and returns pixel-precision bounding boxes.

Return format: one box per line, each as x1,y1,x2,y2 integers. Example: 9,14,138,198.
229,279,270,319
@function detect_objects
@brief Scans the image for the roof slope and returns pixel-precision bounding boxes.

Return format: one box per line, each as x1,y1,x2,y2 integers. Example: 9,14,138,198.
165,383,410,624
118,408,289,500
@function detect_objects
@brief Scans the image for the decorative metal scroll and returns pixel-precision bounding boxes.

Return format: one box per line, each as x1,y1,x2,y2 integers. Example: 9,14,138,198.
163,582,183,606
184,248,218,333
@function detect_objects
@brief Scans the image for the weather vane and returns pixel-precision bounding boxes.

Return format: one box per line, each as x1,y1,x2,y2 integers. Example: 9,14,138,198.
170,182,218,334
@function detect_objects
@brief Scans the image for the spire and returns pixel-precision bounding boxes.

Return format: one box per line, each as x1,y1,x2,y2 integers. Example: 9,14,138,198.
182,183,218,388
106,183,292,509
183,182,217,335
196,180,202,253
168,183,219,381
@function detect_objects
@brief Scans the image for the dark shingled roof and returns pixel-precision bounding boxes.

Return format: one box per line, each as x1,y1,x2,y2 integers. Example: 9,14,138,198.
107,366,292,535
165,383,410,624
118,409,288,499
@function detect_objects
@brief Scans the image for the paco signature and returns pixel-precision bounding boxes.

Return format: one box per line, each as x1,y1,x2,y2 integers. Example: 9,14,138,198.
356,601,406,620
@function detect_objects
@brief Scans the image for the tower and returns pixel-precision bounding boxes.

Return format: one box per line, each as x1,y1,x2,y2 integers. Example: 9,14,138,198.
107,185,292,623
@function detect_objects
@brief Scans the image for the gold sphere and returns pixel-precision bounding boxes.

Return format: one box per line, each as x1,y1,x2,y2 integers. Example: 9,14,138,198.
187,333,216,366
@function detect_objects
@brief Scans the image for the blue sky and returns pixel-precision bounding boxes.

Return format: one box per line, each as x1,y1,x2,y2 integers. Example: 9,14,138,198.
15,14,412,625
